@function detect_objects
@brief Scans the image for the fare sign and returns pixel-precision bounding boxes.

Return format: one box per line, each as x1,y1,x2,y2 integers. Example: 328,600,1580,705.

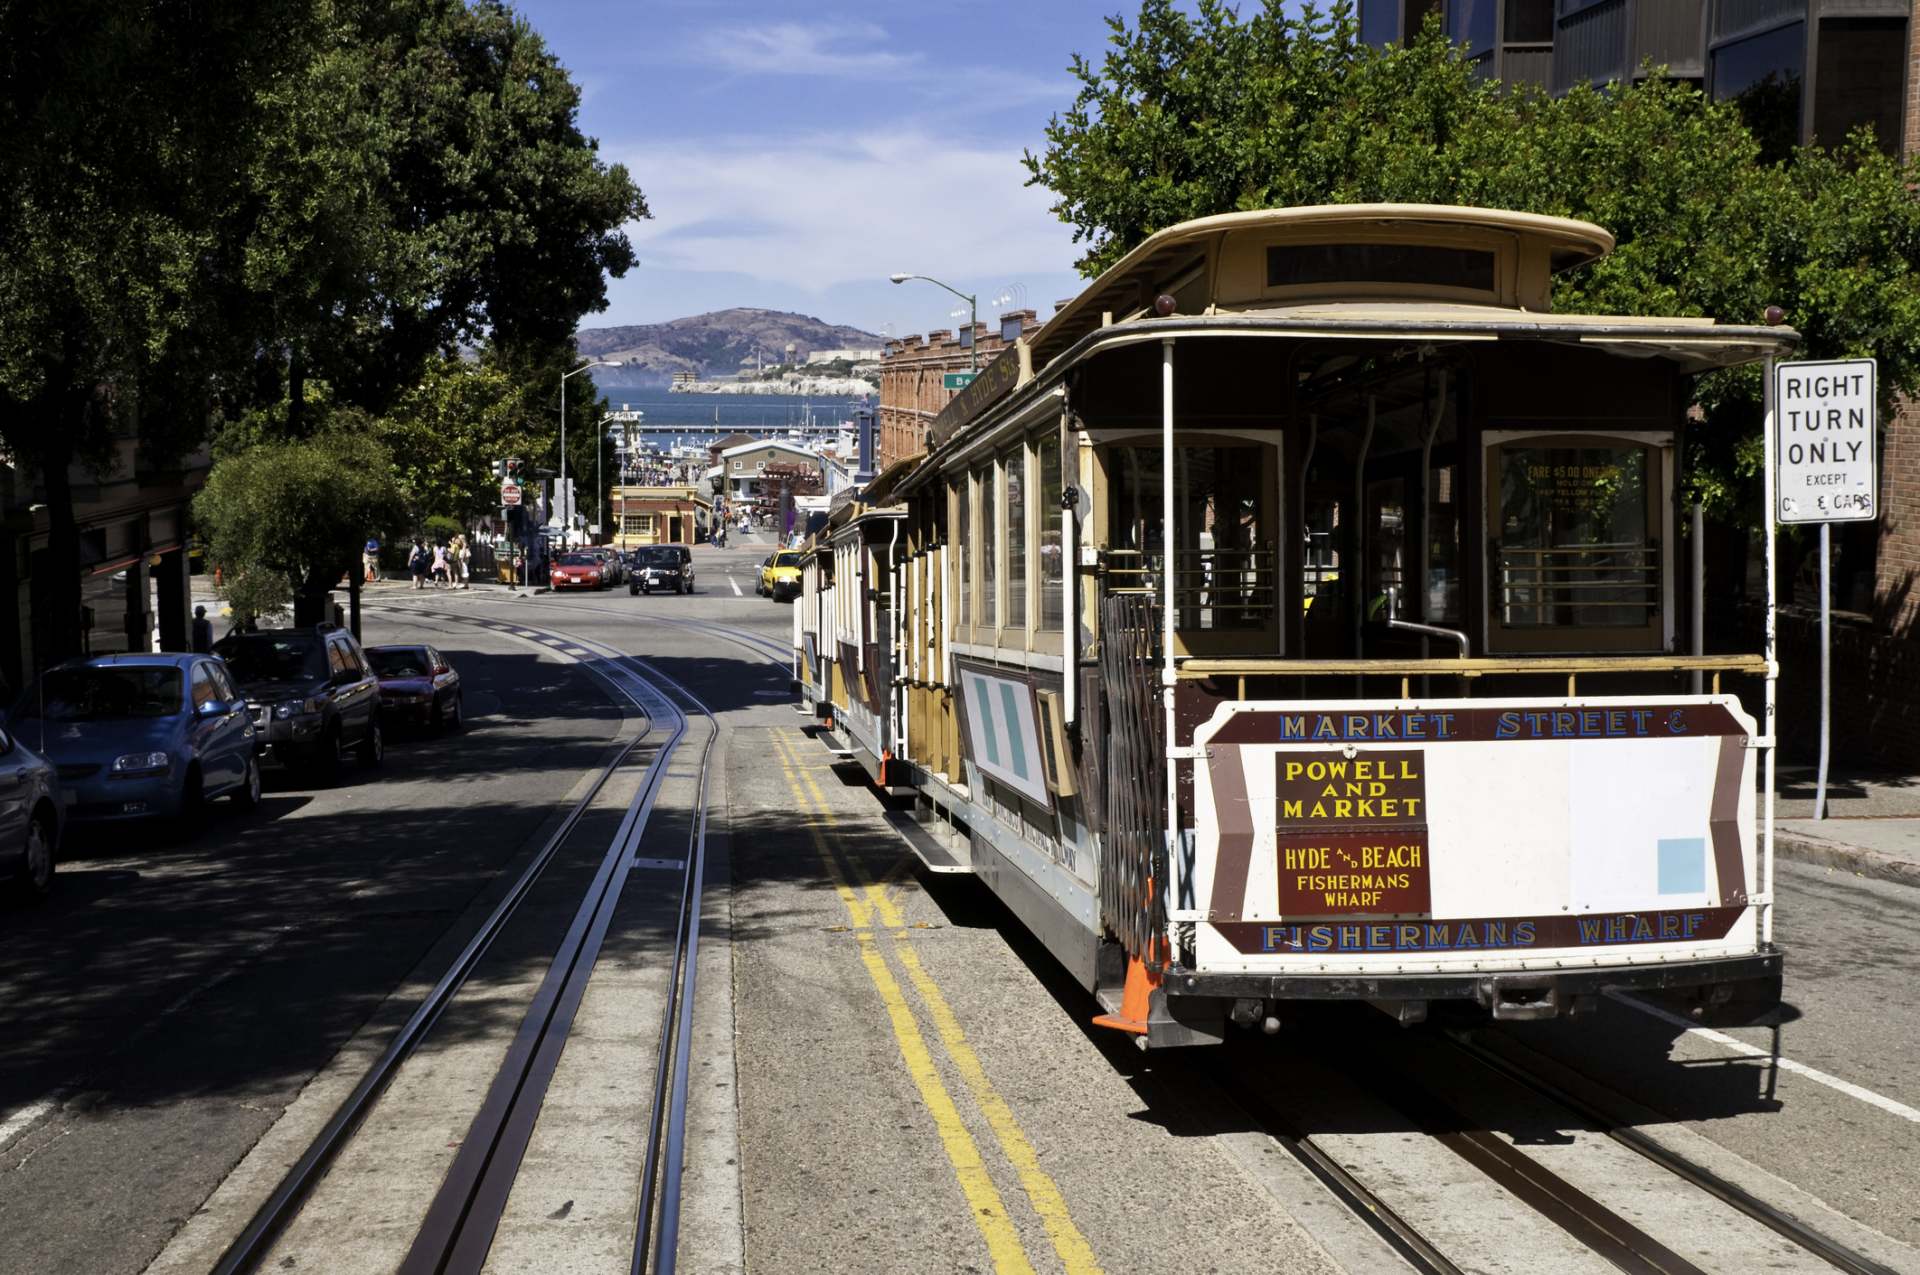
1776,358,1877,523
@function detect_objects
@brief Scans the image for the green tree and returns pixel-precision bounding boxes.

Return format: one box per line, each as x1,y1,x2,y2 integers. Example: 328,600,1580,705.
193,421,408,623
1023,3,1920,530
373,353,549,523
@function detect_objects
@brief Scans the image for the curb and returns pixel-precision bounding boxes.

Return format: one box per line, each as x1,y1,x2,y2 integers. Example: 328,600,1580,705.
1774,830,1920,888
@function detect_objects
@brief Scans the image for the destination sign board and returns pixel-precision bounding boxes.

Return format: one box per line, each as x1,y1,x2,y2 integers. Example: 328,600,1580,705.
1272,750,1431,916
1776,358,1877,523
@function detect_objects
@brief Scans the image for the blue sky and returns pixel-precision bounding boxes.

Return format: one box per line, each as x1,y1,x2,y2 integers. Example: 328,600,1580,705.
514,1,1125,339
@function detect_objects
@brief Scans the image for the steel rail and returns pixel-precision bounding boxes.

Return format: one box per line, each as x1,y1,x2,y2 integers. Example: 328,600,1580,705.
1207,1051,1463,1275
388,610,728,1274
399,653,688,1275
624,658,717,1275
1446,1029,1901,1275
210,626,666,1275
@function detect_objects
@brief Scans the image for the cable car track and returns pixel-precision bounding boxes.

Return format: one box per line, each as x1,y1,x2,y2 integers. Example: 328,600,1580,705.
1209,1024,1896,1275
211,613,718,1275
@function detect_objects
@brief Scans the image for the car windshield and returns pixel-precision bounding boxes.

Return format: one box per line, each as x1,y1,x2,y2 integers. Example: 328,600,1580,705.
638,548,678,565
774,552,802,567
367,648,432,677
17,666,183,720
214,635,326,683
558,554,599,567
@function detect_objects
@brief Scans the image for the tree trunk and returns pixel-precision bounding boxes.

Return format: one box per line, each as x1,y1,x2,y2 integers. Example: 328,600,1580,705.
287,343,306,437
35,422,82,671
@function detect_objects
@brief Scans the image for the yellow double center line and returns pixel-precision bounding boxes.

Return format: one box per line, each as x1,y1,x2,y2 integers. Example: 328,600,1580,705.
771,731,1102,1275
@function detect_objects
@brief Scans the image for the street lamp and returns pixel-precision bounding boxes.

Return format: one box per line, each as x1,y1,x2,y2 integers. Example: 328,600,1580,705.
560,359,612,544
889,273,977,373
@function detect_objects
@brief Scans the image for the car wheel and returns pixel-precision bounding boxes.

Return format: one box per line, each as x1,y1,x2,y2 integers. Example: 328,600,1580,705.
358,720,384,767
440,694,463,733
629,584,639,596
12,808,54,902
311,726,342,785
232,755,262,809
173,766,206,838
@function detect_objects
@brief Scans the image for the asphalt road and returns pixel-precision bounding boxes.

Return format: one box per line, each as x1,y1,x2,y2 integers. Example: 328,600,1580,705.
0,605,625,1275
5,537,1917,1274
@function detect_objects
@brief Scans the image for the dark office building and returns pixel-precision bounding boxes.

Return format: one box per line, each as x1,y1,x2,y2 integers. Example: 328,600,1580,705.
1361,1,1910,153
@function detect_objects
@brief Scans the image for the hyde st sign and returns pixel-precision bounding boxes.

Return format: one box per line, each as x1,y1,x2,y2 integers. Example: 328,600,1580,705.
1775,358,1877,524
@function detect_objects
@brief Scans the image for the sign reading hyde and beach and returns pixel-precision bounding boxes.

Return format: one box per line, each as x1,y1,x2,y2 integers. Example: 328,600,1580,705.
1192,698,1756,961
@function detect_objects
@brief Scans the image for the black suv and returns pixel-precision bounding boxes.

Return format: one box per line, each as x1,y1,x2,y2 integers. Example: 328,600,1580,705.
213,624,383,779
630,544,695,595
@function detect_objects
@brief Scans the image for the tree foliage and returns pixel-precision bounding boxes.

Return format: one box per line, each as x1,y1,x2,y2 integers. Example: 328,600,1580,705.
193,422,408,615
371,353,550,523
1023,1,1920,521
0,0,646,660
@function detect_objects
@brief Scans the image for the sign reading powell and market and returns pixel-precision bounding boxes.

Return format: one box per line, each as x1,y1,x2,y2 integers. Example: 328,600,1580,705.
1272,749,1432,916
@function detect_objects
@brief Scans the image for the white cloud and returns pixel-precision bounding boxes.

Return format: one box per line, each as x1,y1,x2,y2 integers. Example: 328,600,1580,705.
692,21,921,77
615,129,1080,294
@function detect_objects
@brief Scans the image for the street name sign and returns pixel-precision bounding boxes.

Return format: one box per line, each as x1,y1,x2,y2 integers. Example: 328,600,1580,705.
1775,358,1877,523
943,372,976,391
500,482,522,507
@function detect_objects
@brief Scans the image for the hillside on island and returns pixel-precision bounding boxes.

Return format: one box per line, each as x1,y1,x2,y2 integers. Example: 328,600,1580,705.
577,308,881,378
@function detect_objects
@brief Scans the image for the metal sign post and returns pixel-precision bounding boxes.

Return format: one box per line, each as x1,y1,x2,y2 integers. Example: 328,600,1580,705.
1774,357,1878,821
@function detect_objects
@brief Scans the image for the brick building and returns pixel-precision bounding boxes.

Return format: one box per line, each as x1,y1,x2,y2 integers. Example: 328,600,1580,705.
876,311,1040,472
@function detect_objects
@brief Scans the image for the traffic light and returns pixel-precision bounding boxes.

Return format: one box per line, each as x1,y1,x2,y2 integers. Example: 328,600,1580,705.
491,459,507,479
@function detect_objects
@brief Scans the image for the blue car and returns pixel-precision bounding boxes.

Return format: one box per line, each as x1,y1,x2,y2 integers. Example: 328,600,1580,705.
9,654,261,825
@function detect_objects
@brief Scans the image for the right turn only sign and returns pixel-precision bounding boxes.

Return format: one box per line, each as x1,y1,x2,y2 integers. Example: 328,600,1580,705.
1776,358,1877,523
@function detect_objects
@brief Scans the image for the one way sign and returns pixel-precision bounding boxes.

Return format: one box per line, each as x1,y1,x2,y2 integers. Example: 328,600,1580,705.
1776,358,1877,524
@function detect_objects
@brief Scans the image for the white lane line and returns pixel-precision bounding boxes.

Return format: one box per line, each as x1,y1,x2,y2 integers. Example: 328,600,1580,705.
563,647,591,657
0,1099,53,1152
1608,990,1920,1125
729,577,742,597
540,637,563,646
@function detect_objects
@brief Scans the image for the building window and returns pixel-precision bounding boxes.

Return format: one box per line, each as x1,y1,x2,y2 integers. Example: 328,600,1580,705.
622,514,646,534
1711,21,1804,161
1359,0,1399,46
732,460,743,471
1446,0,1495,53
1505,0,1552,42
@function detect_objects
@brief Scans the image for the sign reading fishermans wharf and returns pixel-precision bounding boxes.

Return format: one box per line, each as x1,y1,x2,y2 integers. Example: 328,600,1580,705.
1273,750,1431,916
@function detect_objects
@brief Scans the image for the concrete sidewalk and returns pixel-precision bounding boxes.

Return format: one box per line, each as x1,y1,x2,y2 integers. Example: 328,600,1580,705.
1773,762,1920,888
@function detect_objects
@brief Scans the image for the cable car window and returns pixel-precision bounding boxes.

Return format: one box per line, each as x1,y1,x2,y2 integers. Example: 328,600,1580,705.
1005,446,1027,629
1427,463,1462,624
955,479,970,628
980,465,998,629
1367,478,1406,618
1037,436,1064,631
1266,244,1494,292
1495,441,1656,630
1107,441,1273,631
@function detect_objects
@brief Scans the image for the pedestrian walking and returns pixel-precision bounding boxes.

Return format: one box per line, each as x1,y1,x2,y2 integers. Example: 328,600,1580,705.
191,606,213,654
451,534,471,589
363,536,381,584
408,539,429,590
430,541,449,588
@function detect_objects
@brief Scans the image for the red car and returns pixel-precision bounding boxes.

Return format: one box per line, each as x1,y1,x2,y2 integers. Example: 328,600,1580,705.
549,552,605,591
364,644,464,731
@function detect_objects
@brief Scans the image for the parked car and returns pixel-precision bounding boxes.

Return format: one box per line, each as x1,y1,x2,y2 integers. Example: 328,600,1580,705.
365,644,464,732
214,624,382,780
761,550,803,602
8,653,260,826
0,726,60,899
630,544,695,595
587,546,625,587
549,552,606,591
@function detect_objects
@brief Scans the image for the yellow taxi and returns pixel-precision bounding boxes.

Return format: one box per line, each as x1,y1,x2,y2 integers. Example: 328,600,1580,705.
758,550,803,601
